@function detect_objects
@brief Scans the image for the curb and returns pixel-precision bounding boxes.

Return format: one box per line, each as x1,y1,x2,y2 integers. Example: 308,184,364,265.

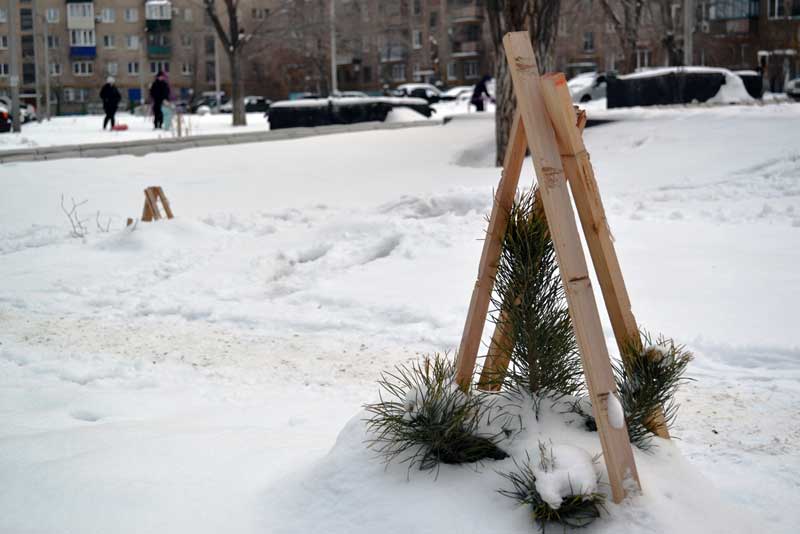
0,119,442,164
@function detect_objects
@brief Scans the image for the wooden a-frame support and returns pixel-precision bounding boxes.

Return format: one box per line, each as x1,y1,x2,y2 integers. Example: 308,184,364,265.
141,186,174,222
454,32,660,503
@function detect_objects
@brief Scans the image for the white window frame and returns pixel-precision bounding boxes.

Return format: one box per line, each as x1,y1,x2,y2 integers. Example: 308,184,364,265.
126,35,140,50
103,34,115,49
464,60,479,80
70,29,96,47
68,4,93,19
0,35,7,49
391,63,406,82
72,61,94,77
146,2,172,20
0,64,9,77
180,34,192,47
184,7,193,21
50,62,62,76
636,48,651,69
0,8,7,24
412,30,422,49
47,35,59,49
447,61,457,80
124,8,139,23
149,61,170,74
46,8,59,23
107,62,118,76
100,7,115,23
181,62,192,75
128,61,140,75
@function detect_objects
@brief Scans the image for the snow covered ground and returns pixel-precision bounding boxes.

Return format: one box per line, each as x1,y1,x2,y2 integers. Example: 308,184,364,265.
1,102,799,533
0,112,276,152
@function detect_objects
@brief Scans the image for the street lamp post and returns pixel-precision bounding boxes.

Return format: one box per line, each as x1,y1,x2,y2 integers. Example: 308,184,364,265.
7,0,21,132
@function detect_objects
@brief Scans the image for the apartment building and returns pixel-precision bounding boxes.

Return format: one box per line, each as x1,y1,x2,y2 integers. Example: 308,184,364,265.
0,0,229,114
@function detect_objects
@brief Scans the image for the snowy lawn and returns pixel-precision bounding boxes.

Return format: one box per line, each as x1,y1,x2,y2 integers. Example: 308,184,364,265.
1,102,799,533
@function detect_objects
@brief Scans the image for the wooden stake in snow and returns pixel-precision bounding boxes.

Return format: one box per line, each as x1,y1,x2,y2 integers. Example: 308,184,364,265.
454,32,642,503
140,186,174,223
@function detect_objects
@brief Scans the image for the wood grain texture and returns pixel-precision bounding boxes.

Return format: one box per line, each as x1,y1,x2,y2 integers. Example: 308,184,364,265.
454,112,527,389
541,73,669,439
503,31,640,502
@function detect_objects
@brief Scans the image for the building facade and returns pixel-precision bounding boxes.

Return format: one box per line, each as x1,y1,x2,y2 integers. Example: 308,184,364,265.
1,0,798,115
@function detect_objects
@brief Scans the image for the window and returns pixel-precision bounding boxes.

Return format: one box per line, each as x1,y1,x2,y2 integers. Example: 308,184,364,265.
23,62,36,85
184,8,193,21
148,33,170,47
72,61,94,76
0,64,8,77
583,31,594,52
68,4,93,18
46,8,59,23
100,8,115,23
413,30,422,49
180,34,193,47
181,63,192,75
447,61,457,80
22,35,34,57
465,24,480,41
206,36,216,55
0,8,6,23
126,35,139,49
128,61,140,75
20,8,32,30
65,88,89,103
50,63,62,76
70,29,96,47
363,65,372,82
47,35,59,48
103,35,115,48
558,18,568,37
413,63,422,81
413,0,422,15
391,63,406,82
429,11,438,28
146,2,171,20
150,61,169,74
124,8,139,22
107,62,118,76
636,48,651,69
464,60,479,79
606,20,615,33
252,8,268,19
205,60,215,82
0,35,6,49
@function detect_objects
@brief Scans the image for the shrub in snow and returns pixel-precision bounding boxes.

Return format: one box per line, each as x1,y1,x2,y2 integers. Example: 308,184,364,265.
487,190,584,407
364,353,509,473
614,332,693,450
499,442,605,531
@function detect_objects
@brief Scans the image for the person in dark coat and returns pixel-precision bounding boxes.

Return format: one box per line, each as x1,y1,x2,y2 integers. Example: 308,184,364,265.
149,71,171,129
471,75,492,112
100,77,121,130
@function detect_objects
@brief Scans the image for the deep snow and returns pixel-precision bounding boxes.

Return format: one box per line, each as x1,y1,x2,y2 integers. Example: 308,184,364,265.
1,102,799,533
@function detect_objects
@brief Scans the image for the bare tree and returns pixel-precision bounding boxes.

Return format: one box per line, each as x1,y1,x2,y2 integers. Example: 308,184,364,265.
650,1,683,67
202,0,254,125
486,1,562,166
600,0,646,74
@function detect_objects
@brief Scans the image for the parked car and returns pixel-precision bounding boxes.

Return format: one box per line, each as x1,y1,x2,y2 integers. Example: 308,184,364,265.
0,104,10,133
219,96,272,113
332,91,369,98
392,83,452,103
190,94,228,113
567,72,607,103
443,85,473,100
787,77,800,100
0,97,36,123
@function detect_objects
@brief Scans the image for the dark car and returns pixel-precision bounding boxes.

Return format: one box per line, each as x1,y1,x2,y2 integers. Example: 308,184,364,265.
219,96,272,113
0,105,10,133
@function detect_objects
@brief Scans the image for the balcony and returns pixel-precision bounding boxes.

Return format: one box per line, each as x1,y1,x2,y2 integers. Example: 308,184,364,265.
451,40,481,57
147,44,171,58
450,5,483,24
146,19,172,32
69,46,96,58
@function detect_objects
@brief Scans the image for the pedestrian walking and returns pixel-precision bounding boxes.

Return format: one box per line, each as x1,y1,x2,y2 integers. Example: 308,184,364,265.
100,77,121,130
471,75,492,112
149,71,171,129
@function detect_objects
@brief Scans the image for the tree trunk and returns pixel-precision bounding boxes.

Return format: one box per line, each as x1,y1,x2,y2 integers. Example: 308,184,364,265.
487,1,561,166
230,51,246,126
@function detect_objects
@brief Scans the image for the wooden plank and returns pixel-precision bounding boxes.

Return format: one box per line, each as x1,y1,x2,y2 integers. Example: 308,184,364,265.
145,187,162,221
503,31,640,502
541,73,669,439
156,186,174,219
454,111,528,389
